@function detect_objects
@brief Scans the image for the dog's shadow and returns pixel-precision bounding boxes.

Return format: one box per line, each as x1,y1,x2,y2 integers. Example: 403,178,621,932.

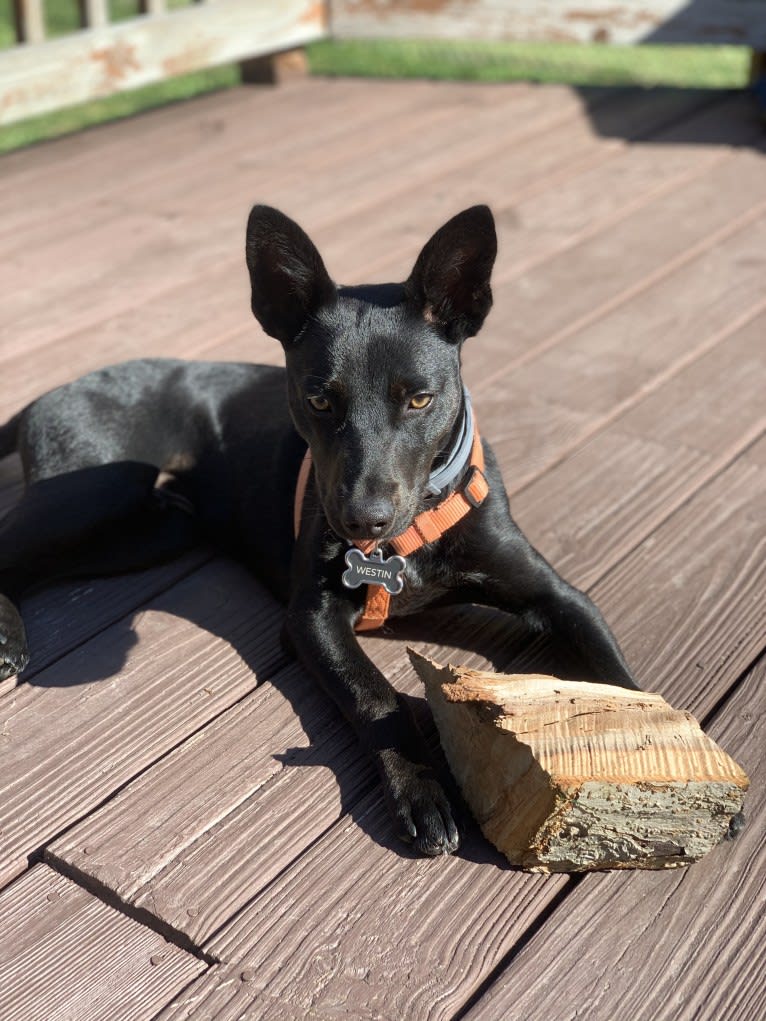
19,555,580,868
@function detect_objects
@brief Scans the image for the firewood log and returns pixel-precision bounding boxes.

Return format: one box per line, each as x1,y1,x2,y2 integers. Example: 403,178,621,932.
410,653,749,872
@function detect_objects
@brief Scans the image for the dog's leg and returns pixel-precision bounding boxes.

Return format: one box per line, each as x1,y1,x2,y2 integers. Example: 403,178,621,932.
471,532,638,689
285,593,460,856
0,463,200,679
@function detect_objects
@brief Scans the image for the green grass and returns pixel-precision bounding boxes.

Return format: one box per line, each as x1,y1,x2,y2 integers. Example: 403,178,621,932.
0,9,751,156
308,38,750,90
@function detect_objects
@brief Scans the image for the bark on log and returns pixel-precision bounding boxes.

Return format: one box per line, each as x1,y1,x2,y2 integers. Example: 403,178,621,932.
410,653,749,873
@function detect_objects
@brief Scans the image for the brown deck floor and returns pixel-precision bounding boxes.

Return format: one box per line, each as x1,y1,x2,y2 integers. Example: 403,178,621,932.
1,77,765,1021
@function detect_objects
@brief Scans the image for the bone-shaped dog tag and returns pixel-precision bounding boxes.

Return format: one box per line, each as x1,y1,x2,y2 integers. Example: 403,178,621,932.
342,548,406,595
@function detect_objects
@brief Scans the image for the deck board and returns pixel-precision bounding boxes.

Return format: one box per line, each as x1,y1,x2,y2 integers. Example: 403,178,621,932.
46,661,372,947
0,88,740,413
0,80,464,246
0,559,286,886
0,79,764,1020
2,80,524,304
513,310,766,589
473,148,766,385
0,865,205,1021
591,445,766,715
2,84,600,355
17,549,213,681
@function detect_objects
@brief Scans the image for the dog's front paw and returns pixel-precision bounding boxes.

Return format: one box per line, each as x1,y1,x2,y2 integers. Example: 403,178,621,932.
385,765,460,857
0,596,30,681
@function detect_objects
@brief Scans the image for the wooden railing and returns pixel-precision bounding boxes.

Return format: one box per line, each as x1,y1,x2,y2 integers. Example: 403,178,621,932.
3,1,766,128
331,1,766,48
0,0,329,126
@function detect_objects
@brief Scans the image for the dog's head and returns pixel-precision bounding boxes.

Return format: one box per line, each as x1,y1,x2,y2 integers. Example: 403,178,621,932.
245,205,496,544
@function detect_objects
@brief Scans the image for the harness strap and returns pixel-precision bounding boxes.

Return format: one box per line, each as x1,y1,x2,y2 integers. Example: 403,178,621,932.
293,424,488,632
354,585,393,632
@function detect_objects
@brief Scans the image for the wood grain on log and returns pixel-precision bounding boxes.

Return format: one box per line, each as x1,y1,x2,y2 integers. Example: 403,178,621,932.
411,653,748,873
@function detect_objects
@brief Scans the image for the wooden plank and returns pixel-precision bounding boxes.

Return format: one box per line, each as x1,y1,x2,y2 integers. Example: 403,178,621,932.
45,593,565,955
512,322,766,592
743,432,766,467
0,83,609,346
46,620,524,948
0,77,490,251
462,653,766,1021
469,219,766,490
0,0,328,126
0,91,722,411
0,76,527,202
200,798,563,1021
10,100,758,374
0,94,755,421
19,550,212,680
485,93,760,279
0,78,539,299
0,558,287,886
0,864,206,1021
83,0,108,30
590,454,766,718
46,660,372,946
15,0,46,43
305,87,735,285
470,148,766,384
43,608,538,949
612,322,766,455
331,0,766,47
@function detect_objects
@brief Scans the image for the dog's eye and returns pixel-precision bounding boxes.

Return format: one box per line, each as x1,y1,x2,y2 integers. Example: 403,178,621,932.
307,395,331,413
408,393,433,410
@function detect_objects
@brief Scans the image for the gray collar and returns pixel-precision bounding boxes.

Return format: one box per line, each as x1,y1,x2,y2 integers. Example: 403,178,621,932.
425,388,474,498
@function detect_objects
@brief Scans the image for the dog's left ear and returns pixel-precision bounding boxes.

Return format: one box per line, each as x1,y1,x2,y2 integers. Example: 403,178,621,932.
405,205,497,343
245,205,336,346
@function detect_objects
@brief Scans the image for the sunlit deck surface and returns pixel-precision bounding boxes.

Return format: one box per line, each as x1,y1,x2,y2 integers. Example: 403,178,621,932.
1,76,764,1021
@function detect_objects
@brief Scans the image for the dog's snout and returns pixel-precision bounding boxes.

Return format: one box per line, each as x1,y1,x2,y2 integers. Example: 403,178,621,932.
342,497,395,540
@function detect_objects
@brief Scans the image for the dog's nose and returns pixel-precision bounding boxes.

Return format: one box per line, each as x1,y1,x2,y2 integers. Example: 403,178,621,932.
342,499,394,540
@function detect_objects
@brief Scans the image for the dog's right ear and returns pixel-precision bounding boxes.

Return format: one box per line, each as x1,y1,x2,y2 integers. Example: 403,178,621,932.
405,205,496,344
245,205,336,346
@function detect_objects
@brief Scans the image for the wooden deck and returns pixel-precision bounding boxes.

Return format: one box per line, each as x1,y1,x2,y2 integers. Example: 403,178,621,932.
1,76,764,1021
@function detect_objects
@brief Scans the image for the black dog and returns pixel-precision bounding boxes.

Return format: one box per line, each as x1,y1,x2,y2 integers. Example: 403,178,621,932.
0,205,636,856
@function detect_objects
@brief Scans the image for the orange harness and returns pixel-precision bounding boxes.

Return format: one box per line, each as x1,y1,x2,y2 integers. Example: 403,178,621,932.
293,425,490,631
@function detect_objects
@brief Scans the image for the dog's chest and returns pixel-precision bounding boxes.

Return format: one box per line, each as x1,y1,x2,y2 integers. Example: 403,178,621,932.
385,549,454,617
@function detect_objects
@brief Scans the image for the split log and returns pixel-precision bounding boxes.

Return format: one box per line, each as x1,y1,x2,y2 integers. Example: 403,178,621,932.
410,653,749,873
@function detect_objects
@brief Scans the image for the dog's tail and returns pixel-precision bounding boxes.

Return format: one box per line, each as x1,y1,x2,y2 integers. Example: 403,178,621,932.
0,411,22,460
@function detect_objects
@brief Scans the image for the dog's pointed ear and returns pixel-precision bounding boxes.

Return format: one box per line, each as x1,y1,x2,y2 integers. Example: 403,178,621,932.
405,205,497,343
245,205,336,346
